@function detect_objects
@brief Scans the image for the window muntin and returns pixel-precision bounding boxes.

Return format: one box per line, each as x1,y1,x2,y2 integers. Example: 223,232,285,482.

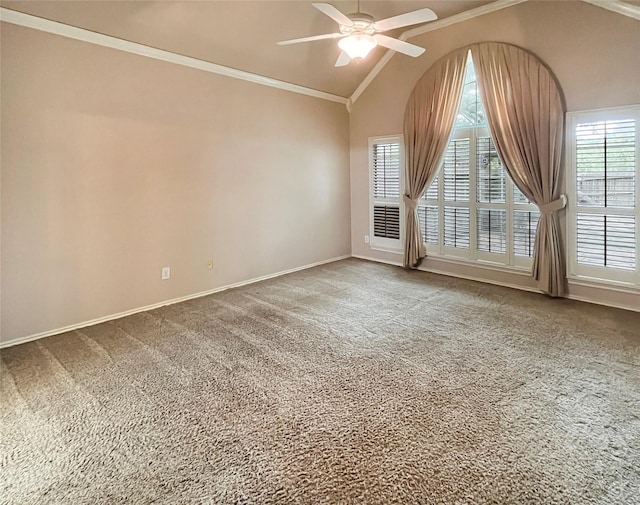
567,107,639,286
444,207,470,249
576,119,635,209
455,55,486,129
419,52,538,269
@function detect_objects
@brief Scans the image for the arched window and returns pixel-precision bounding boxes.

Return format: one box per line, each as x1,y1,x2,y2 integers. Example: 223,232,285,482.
417,52,539,268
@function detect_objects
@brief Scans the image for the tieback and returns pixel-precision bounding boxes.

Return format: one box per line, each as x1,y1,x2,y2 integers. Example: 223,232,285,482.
538,194,567,215
403,195,418,210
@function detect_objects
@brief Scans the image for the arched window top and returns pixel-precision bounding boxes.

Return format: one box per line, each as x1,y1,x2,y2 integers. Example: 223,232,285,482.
454,51,486,129
403,42,567,295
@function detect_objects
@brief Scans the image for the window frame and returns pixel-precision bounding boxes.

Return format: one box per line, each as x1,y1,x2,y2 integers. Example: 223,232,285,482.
368,135,404,252
565,105,640,289
421,125,538,271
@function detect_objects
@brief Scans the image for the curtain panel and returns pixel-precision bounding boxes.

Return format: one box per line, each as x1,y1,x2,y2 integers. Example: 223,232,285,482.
470,43,566,296
403,48,467,268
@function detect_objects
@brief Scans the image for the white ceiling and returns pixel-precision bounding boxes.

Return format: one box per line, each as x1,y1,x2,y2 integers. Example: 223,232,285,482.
0,0,495,97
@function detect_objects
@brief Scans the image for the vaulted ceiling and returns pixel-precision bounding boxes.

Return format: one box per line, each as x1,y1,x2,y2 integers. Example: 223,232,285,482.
1,1,638,100
1,0,495,97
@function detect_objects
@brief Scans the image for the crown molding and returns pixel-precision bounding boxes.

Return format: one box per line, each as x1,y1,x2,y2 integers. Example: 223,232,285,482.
0,7,349,106
580,0,640,20
2,1,637,112
402,0,529,39
349,0,640,107
349,0,528,106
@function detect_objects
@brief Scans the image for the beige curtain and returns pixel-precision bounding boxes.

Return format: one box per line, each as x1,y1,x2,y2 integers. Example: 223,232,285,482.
470,43,566,296
403,48,467,268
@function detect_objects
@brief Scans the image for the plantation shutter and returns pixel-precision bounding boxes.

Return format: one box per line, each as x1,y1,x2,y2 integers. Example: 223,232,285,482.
403,48,542,269
418,176,439,245
373,206,400,239
476,136,506,253
372,141,401,241
373,142,401,199
476,137,506,203
575,119,636,270
417,205,438,244
444,207,470,249
443,139,470,248
443,139,470,202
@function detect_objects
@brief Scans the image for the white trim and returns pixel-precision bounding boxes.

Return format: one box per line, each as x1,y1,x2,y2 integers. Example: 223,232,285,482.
402,0,529,39
0,255,351,349
568,277,640,296
2,2,638,111
350,47,400,106
370,245,403,254
565,293,640,313
421,118,538,270
349,0,528,105
0,7,348,106
7,252,635,349
350,0,639,106
352,254,403,267
580,0,640,20
565,105,640,288
369,134,405,252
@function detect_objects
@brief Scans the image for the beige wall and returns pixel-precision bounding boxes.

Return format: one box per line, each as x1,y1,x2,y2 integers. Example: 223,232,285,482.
350,0,640,309
1,24,351,344
2,2,639,345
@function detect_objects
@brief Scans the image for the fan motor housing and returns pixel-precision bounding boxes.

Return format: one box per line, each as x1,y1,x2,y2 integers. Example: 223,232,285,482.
340,13,376,35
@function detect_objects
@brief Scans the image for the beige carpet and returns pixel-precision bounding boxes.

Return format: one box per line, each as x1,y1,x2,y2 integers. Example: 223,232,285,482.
1,259,639,504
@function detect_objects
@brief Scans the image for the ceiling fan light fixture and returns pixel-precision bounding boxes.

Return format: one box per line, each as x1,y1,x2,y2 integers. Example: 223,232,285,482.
338,34,377,60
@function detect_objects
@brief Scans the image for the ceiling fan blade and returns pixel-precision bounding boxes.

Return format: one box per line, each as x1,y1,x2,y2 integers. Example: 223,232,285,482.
312,2,354,27
373,8,437,32
335,51,351,67
374,34,425,57
277,33,345,45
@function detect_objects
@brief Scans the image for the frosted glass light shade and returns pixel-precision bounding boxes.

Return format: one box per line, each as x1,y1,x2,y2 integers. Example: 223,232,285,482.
338,34,377,60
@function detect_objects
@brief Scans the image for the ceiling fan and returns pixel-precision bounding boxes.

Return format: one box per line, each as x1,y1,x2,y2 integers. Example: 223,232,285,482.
277,1,438,67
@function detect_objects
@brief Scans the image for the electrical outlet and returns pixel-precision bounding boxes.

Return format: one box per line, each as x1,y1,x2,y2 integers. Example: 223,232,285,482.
364,235,370,244
207,260,213,270
161,267,170,280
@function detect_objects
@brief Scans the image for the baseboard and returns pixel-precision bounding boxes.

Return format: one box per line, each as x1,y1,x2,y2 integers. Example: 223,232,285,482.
351,254,404,267
4,253,636,349
0,254,351,349
565,293,640,313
